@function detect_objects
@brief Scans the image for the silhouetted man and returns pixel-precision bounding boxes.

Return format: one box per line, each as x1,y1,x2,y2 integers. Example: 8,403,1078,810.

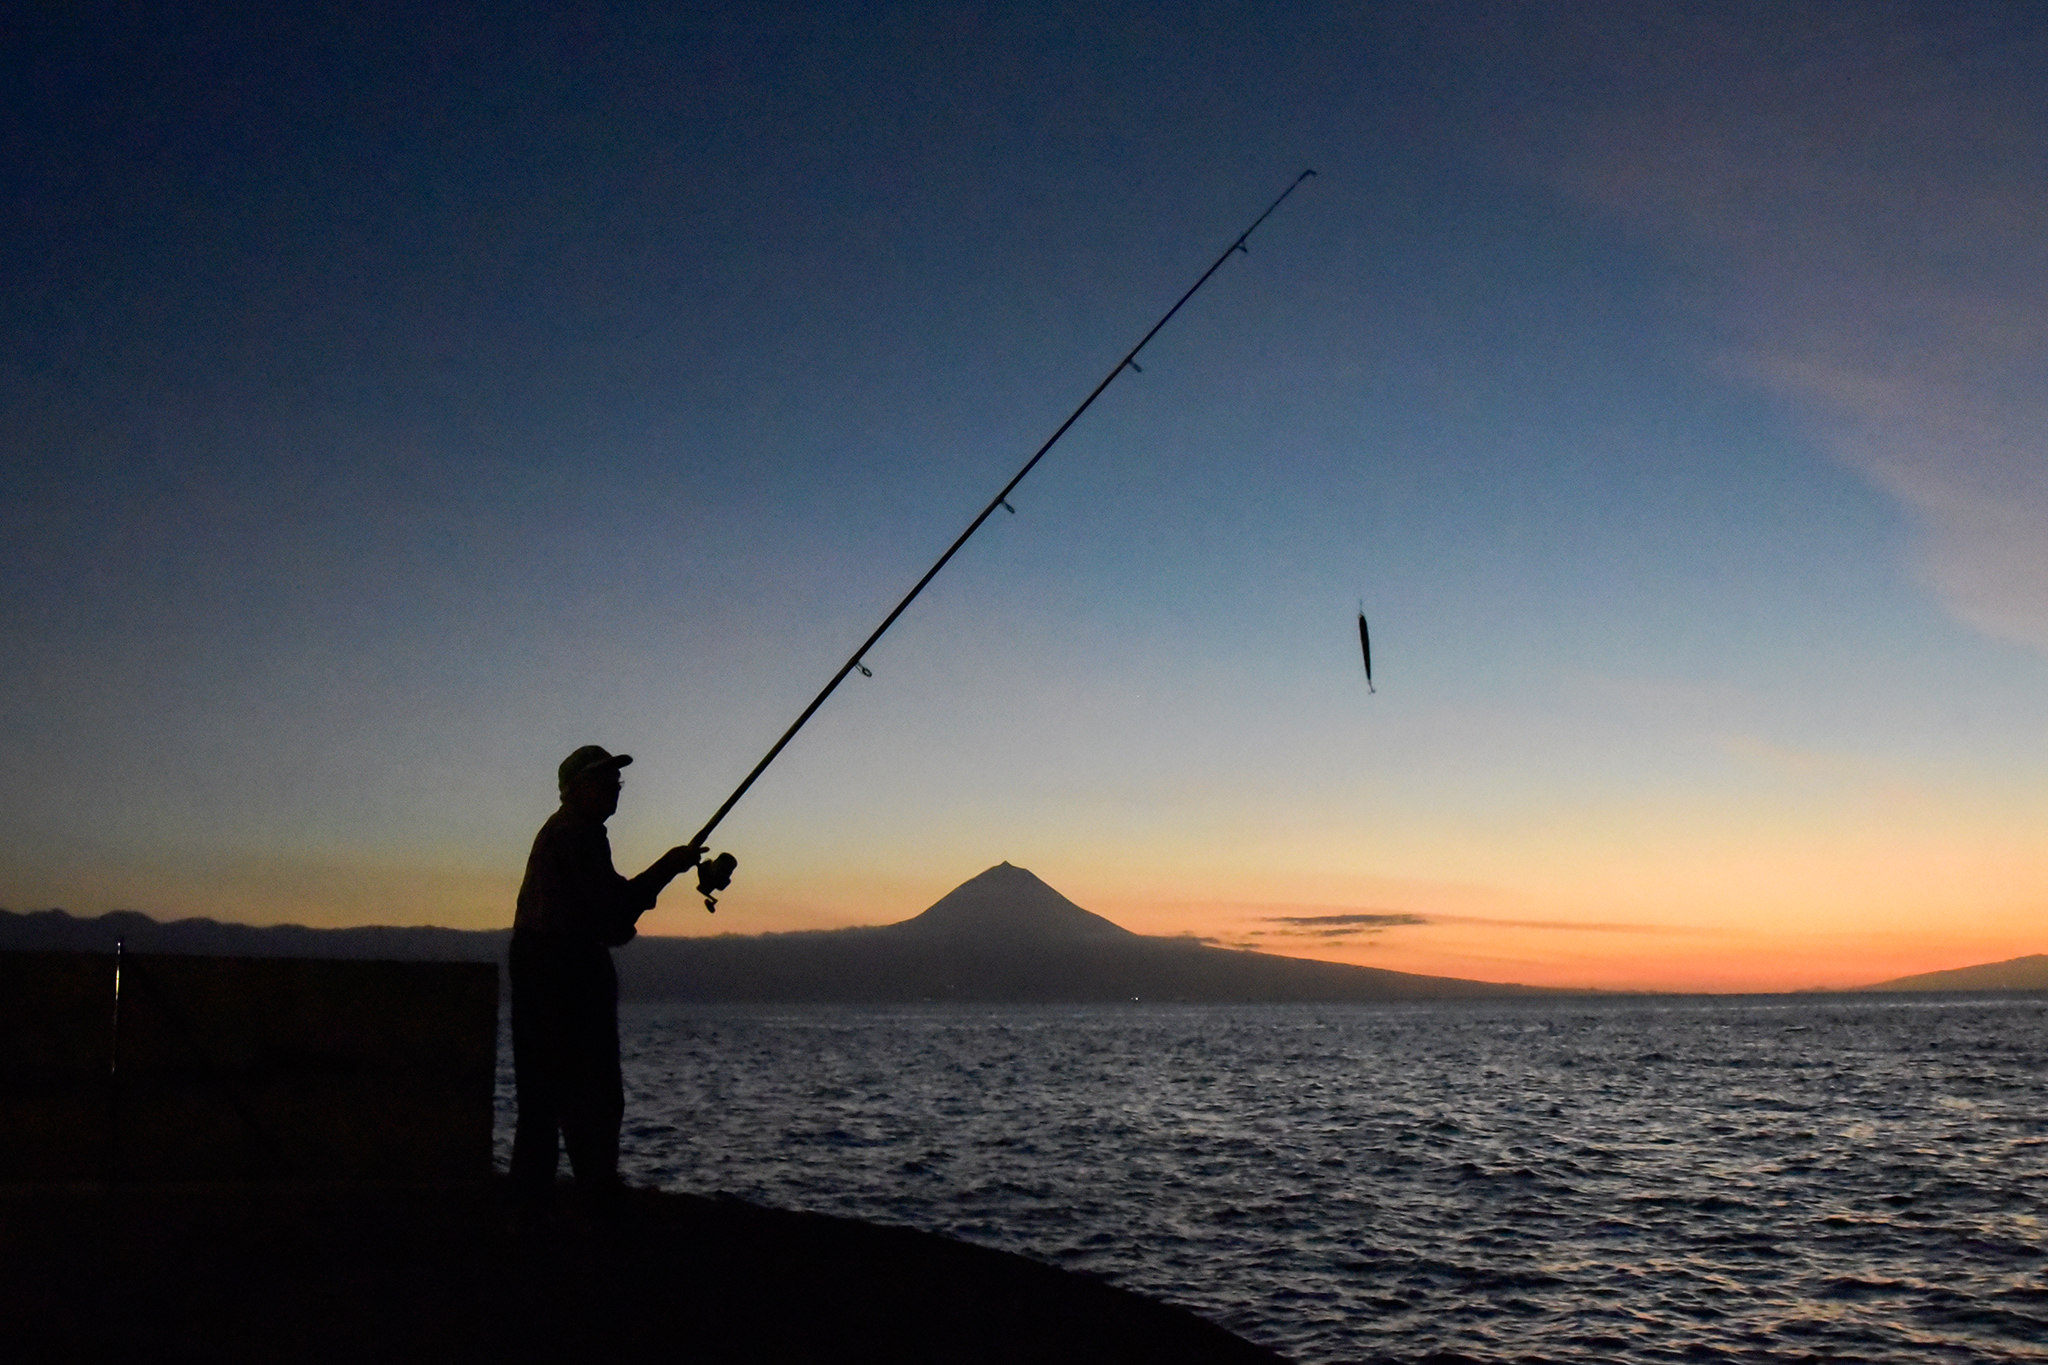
510,744,701,1217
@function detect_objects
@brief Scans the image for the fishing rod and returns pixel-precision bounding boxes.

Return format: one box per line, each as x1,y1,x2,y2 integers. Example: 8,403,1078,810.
686,169,1317,911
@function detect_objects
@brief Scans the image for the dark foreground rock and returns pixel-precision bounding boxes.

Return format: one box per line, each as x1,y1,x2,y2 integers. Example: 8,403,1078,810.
0,1180,1286,1364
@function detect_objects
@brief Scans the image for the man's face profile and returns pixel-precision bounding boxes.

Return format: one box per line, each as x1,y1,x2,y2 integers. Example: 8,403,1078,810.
565,769,623,820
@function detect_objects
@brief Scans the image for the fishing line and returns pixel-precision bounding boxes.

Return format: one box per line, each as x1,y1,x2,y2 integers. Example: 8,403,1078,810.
687,170,1317,909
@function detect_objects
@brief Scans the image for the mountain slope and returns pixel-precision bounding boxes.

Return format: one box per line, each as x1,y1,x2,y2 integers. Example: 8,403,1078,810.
1866,954,2048,992
893,862,1135,943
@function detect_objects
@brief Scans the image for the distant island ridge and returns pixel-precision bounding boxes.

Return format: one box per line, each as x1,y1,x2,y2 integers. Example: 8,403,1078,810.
5,861,2043,998
1861,953,2048,992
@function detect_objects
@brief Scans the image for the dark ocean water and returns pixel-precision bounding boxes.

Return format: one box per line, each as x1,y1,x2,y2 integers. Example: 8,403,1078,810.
494,995,2048,1363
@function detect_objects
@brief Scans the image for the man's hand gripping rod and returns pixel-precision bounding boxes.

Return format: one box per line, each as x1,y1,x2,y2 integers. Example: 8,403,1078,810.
687,170,1316,911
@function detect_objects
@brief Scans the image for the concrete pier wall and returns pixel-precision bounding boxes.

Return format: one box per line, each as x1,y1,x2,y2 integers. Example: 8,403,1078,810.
0,951,497,1181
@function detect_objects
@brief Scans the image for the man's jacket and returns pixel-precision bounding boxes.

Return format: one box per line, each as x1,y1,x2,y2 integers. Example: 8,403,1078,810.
513,806,663,948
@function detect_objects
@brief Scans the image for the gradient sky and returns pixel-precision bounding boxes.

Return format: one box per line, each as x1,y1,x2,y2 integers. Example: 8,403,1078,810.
7,2,2045,991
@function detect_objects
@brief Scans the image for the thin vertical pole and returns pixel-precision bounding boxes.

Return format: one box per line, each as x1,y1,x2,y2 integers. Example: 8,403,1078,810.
108,937,123,1183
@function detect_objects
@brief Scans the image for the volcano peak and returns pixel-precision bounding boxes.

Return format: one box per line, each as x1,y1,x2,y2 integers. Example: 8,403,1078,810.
893,864,1136,944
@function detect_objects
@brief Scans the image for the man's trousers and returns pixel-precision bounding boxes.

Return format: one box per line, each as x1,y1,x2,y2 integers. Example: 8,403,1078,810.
508,935,624,1208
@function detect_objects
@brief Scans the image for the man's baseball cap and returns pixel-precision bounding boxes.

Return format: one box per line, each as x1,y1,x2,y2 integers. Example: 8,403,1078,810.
558,744,633,790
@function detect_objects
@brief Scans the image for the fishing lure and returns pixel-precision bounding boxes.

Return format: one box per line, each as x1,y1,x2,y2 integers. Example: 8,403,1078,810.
1357,607,1375,694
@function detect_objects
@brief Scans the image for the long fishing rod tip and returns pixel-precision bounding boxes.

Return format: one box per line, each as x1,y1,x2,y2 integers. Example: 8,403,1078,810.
687,163,1317,847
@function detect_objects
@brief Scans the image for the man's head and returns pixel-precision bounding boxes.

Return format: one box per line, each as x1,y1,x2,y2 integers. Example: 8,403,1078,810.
557,744,631,819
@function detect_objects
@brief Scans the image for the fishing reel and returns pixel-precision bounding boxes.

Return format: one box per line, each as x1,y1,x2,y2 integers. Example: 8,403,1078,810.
697,851,738,913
